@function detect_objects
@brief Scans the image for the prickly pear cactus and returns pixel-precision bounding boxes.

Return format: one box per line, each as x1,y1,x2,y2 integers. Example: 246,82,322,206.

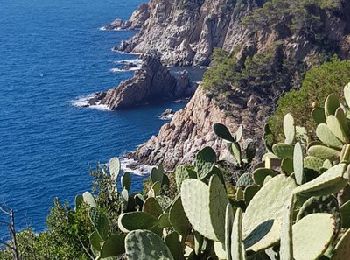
292,214,335,260
252,168,277,186
180,175,228,242
293,143,305,185
316,123,343,149
242,175,297,251
118,212,158,233
333,229,350,260
99,234,125,258
293,164,347,198
225,204,234,260
174,165,196,191
125,229,174,260
280,199,293,260
109,157,120,181
296,195,341,233
284,113,295,145
272,144,294,159
82,192,96,208
231,208,246,260
143,197,163,218
236,172,254,187
169,196,191,235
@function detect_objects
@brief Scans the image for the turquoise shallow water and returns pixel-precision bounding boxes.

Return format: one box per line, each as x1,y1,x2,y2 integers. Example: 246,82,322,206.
0,0,184,234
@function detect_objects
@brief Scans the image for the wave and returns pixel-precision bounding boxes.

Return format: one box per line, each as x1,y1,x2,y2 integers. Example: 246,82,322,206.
109,66,142,73
71,95,110,111
99,26,129,32
120,157,154,176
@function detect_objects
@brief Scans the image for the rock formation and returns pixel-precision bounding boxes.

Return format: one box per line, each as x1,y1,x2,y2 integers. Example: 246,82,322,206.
103,3,150,31
124,0,350,169
88,55,196,110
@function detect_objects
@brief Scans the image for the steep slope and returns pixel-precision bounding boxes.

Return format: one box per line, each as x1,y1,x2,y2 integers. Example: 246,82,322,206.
127,0,350,169
118,0,265,66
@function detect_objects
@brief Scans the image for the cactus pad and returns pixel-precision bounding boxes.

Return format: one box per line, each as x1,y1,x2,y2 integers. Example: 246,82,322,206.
169,197,191,235
174,165,196,191
292,214,335,260
236,172,254,187
316,123,343,149
125,229,174,260
325,93,340,116
272,144,294,159
242,175,297,251
308,145,340,160
293,164,347,198
82,192,96,208
284,113,295,145
143,197,163,218
293,143,305,185
109,157,120,181
117,212,158,233
214,123,236,142
225,204,234,260
231,207,245,260
252,168,278,186
304,156,324,172
100,234,125,258
326,115,349,143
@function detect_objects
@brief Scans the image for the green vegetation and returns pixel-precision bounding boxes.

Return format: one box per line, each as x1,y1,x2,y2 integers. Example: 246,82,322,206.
3,84,350,259
269,58,350,142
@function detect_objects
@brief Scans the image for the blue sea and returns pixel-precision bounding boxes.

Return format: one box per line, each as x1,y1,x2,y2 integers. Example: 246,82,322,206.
0,0,184,235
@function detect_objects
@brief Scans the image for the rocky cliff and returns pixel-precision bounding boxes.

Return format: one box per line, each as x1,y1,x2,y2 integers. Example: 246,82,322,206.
127,0,350,169
87,55,195,110
118,0,264,66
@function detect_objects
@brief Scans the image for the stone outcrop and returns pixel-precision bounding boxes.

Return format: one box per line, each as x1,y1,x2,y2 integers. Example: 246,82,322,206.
126,0,350,169
88,55,196,110
103,3,150,31
117,0,265,66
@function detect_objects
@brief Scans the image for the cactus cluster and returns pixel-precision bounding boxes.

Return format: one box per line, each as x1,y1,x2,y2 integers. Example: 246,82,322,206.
70,83,350,259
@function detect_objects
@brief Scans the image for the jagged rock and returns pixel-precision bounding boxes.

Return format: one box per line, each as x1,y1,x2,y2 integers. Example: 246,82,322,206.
117,0,264,66
126,0,350,169
88,55,195,110
103,3,150,31
159,109,175,120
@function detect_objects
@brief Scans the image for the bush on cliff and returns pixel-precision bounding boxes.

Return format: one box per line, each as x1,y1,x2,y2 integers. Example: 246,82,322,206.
269,57,350,141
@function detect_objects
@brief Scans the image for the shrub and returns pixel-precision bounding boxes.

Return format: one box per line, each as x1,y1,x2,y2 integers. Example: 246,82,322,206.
269,57,350,141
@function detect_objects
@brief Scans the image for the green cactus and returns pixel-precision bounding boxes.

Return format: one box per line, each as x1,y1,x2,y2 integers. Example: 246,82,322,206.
82,192,96,208
326,115,349,143
230,142,243,166
213,123,236,142
74,194,83,210
225,204,234,260
157,213,171,229
308,145,340,160
243,186,260,206
242,175,297,251
169,196,191,235
122,172,131,191
195,146,217,179
293,164,347,198
143,197,163,218
344,82,350,107
236,172,254,187
281,158,293,175
174,165,196,191
208,175,229,243
280,199,293,260
252,168,278,186
89,231,103,252
312,107,326,124
340,200,350,228
340,144,350,164
292,214,335,260
165,231,183,260
118,212,158,233
151,165,165,185
325,93,340,116
297,195,340,233
89,209,110,240
180,175,228,242
333,229,350,260
293,142,305,185
109,157,120,181
316,123,343,149
304,156,324,172
272,144,294,159
124,229,174,260
284,113,295,145
231,208,246,260
99,234,125,258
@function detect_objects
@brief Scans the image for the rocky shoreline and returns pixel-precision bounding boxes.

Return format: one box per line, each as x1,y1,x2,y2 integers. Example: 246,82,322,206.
84,54,197,110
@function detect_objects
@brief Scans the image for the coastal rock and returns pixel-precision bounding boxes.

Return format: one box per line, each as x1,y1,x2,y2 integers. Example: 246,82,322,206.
103,3,150,31
117,0,264,65
89,55,195,110
159,108,175,120
128,0,350,169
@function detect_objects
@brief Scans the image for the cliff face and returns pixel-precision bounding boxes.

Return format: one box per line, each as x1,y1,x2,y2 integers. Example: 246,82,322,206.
88,55,196,110
128,0,350,169
118,0,264,66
